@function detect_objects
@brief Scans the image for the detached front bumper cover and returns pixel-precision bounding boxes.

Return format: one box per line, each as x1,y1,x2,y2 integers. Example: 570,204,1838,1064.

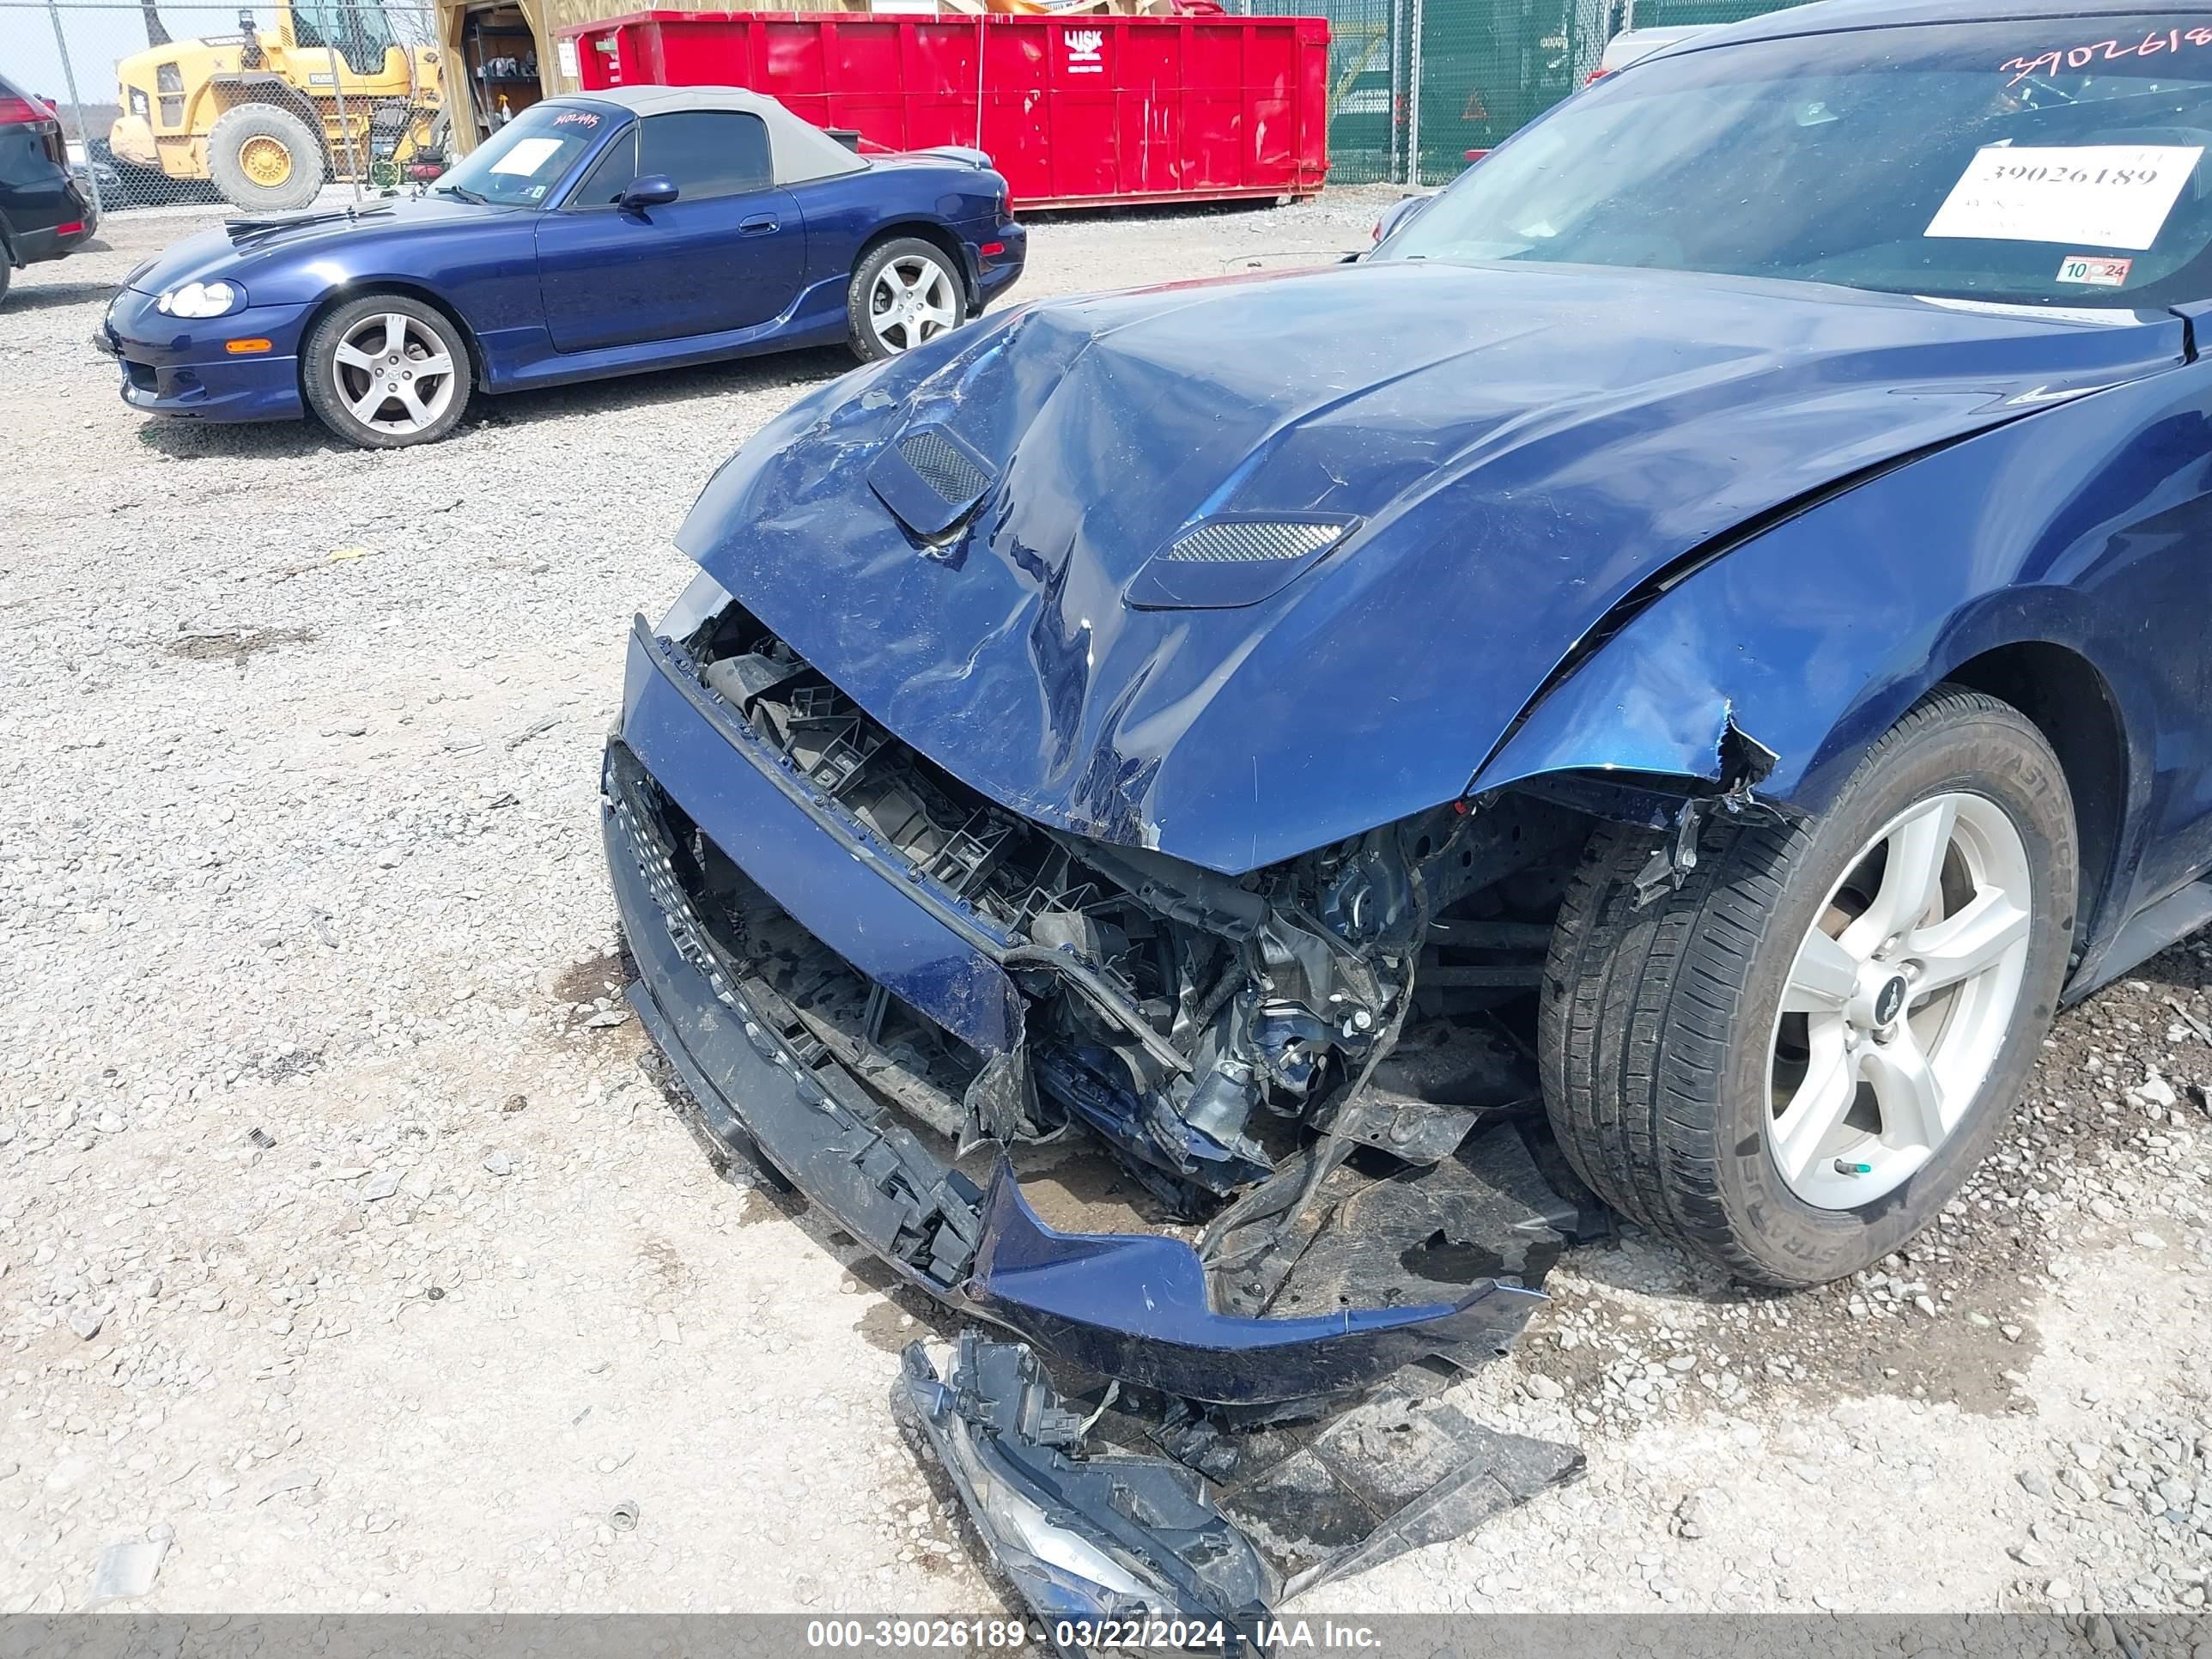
604,738,1547,1406
896,1331,1584,1643
896,1334,1274,1641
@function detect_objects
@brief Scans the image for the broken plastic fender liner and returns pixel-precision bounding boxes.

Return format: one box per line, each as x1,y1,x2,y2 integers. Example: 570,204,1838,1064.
963,1164,1547,1406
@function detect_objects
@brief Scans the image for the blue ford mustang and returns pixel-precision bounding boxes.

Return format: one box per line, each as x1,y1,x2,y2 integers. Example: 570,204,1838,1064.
608,0,2212,1428
94,86,1024,447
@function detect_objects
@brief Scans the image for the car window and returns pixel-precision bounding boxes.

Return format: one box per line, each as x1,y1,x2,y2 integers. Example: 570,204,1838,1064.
433,103,612,207
290,0,398,76
568,125,638,208
638,111,773,201
1384,15,2212,310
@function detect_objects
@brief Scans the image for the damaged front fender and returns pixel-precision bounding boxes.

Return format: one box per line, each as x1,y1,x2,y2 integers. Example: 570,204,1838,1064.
1468,367,2182,834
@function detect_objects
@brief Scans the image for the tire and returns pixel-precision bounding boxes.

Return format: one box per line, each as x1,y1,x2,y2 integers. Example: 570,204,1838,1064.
0,261,11,309
301,294,471,449
847,236,967,363
1537,685,2077,1288
207,104,327,212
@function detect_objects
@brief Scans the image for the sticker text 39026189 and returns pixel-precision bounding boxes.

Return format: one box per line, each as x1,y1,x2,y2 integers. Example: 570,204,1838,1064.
1924,144,2202,251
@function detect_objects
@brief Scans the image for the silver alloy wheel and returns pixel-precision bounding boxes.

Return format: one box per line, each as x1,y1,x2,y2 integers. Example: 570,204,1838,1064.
1767,791,2034,1209
867,254,957,354
331,313,458,437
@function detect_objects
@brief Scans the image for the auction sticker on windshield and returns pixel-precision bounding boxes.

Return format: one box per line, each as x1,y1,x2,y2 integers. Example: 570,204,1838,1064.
492,137,565,177
1924,143,2201,250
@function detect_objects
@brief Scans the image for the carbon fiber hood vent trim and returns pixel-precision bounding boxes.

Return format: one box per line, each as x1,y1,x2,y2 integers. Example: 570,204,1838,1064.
868,422,1000,541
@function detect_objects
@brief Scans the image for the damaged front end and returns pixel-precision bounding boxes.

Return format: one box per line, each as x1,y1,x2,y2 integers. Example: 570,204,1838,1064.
605,593,1620,1407
605,587,1638,1627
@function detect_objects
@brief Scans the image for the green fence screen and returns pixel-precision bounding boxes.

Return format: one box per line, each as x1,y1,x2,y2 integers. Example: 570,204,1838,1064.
1249,0,1817,185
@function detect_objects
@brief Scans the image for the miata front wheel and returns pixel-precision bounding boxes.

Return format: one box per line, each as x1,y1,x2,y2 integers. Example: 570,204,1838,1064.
1538,685,2077,1287
301,295,472,449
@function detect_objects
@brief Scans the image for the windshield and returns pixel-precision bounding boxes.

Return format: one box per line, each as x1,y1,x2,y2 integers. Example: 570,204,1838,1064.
433,103,616,208
1383,16,2212,307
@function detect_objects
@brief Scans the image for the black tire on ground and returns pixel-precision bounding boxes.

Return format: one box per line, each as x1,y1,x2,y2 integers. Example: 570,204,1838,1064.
846,235,968,364
0,261,11,308
207,103,327,212
1537,684,2078,1288
301,293,472,450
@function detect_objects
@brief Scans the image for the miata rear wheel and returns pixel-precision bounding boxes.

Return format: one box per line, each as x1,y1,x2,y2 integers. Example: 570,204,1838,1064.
1537,685,2077,1287
848,237,966,363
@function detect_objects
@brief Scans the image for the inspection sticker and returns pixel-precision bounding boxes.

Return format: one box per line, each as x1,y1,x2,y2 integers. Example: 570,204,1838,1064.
1924,144,2201,251
2057,253,2133,286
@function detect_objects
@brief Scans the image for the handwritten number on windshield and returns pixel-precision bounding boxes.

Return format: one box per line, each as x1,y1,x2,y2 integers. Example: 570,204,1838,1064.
2003,27,2212,88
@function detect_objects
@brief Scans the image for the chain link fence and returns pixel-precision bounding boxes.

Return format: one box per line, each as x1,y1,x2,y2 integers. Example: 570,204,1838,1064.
4,0,446,215
1250,0,1815,185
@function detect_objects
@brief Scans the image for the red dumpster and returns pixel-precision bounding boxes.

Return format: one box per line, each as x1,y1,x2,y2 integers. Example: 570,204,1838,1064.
559,9,1330,210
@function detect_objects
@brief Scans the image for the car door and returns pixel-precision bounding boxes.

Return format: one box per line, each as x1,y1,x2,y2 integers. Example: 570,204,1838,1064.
534,109,805,354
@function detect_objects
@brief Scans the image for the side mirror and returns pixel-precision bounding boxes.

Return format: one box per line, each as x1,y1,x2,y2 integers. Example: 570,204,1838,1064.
620,173,678,211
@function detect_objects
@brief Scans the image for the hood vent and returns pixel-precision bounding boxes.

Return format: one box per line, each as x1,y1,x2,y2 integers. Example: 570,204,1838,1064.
899,428,988,506
869,422,998,542
1163,520,1344,565
1126,514,1360,611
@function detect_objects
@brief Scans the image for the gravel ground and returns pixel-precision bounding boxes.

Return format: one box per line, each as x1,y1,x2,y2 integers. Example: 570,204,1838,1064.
4,190,2212,1624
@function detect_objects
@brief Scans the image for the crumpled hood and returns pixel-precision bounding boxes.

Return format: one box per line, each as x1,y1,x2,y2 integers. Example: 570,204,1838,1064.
682,259,2184,874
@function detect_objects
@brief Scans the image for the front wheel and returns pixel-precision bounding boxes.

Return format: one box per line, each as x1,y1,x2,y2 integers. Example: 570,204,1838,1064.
847,237,967,363
1538,685,2077,1287
301,295,471,449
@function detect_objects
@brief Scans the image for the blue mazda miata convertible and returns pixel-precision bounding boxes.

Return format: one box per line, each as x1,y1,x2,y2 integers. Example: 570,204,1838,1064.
605,0,2212,1407
95,86,1024,447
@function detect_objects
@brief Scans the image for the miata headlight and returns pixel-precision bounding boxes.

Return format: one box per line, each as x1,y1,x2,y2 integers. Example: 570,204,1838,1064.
155,280,243,319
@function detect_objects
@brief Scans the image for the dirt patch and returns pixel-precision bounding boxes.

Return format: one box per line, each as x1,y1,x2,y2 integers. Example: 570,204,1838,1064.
639,1235,694,1298
1007,1144,1193,1237
732,1188,780,1227
166,625,318,665
854,1299,922,1356
554,950,627,1007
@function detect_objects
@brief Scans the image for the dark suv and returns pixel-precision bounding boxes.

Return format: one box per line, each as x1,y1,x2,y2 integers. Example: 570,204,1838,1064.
0,74,96,306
